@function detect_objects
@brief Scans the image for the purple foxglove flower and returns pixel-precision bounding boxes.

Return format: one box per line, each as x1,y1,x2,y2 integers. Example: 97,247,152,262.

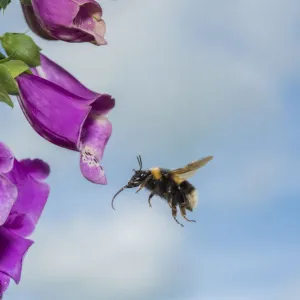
0,142,50,296
22,0,107,45
17,54,115,184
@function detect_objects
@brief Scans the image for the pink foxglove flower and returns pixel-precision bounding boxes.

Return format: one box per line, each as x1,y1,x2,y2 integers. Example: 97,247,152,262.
0,142,50,296
17,54,115,184
21,0,107,45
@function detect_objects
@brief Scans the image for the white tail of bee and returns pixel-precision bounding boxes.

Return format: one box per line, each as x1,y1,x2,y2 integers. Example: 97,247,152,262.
187,190,198,209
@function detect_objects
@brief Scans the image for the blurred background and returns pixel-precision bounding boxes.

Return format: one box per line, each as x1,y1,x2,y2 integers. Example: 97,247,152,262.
1,0,300,299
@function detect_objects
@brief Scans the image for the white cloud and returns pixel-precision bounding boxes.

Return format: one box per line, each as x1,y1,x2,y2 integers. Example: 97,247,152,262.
11,204,183,300
11,201,298,300
202,150,300,207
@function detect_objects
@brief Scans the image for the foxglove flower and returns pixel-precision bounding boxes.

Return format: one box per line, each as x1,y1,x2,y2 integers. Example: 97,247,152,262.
17,54,115,184
21,0,107,45
0,142,50,297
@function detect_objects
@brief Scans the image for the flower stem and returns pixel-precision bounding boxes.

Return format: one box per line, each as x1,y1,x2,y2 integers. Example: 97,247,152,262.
20,0,32,4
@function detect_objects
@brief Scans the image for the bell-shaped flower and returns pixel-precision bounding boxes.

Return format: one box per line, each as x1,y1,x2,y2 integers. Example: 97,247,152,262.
17,54,115,185
21,0,107,45
0,142,50,296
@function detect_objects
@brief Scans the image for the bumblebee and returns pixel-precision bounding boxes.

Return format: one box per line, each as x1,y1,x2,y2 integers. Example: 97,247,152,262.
111,155,213,227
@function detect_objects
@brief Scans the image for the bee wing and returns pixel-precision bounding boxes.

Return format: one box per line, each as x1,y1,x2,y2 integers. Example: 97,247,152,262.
170,156,213,181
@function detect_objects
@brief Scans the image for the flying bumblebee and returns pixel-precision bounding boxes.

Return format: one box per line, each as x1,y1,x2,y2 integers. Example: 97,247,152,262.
111,155,213,227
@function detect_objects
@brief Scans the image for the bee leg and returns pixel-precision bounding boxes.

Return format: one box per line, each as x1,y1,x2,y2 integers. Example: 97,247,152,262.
179,191,196,223
179,205,196,223
136,185,144,194
179,188,188,207
168,188,177,209
171,205,184,227
148,192,155,208
136,181,146,194
167,189,172,208
136,176,150,194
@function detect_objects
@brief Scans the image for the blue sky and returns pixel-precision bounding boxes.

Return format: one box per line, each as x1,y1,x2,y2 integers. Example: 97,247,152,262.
1,0,300,299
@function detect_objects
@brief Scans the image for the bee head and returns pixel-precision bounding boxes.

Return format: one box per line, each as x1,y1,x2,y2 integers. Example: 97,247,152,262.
125,154,144,187
111,155,148,209
127,169,148,188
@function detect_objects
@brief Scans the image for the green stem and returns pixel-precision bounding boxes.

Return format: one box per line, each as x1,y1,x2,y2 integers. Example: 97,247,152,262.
20,0,32,4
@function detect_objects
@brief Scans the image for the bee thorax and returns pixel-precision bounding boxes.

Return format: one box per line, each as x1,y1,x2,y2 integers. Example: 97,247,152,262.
150,167,162,180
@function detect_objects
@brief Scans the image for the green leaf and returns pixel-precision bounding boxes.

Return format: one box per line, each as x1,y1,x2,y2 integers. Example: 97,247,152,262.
0,0,11,11
0,85,13,108
1,33,41,67
0,64,18,95
0,51,18,63
0,51,5,59
2,60,29,78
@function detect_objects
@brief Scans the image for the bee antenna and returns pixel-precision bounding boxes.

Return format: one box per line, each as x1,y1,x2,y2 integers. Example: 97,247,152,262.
137,155,143,170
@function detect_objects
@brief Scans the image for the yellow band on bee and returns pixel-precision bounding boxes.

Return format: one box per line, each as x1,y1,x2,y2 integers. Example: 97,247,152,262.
150,167,162,180
172,174,184,184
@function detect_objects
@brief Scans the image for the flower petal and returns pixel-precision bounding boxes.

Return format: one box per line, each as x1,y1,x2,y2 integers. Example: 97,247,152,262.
72,2,107,45
40,28,94,43
73,0,103,6
3,213,33,239
31,0,79,27
20,159,50,181
0,227,33,283
80,114,112,184
31,55,115,113
0,175,17,226
31,54,99,101
0,143,14,174
31,54,115,113
0,273,10,297
17,74,92,151
4,160,50,237
21,3,57,40
31,0,106,45
91,94,115,115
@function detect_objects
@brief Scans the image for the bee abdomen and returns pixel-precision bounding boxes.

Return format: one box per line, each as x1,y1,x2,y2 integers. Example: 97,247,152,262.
180,181,198,211
186,189,198,211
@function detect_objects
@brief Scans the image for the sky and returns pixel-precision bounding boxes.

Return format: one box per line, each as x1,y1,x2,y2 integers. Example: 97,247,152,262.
1,0,300,299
